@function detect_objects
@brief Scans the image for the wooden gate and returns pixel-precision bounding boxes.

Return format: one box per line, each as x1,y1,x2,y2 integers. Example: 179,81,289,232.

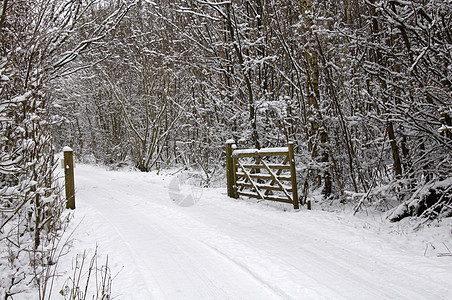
226,141,299,209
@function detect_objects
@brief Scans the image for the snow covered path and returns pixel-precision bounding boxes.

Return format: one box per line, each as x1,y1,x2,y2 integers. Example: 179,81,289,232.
62,164,452,299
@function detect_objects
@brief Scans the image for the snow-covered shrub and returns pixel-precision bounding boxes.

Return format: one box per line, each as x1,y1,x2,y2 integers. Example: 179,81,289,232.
389,179,452,222
0,27,72,296
0,62,67,299
2,0,134,298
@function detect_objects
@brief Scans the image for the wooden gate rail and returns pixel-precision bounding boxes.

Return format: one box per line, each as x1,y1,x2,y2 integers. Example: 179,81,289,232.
226,140,299,209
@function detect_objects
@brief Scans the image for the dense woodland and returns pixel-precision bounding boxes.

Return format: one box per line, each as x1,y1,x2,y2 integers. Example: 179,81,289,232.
53,0,451,217
0,0,451,298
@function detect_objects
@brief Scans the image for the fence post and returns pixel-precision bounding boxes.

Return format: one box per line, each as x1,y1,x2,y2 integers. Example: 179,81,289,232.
288,142,299,209
63,146,75,209
226,140,237,198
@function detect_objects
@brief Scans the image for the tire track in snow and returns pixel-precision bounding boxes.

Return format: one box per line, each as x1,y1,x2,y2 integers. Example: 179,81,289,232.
137,204,337,299
103,197,281,300
261,212,451,299
74,168,282,300
71,165,452,300
185,199,452,299
81,202,167,299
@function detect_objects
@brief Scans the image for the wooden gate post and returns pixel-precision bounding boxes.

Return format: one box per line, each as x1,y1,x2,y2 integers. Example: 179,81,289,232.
63,146,75,209
288,142,299,209
226,140,237,199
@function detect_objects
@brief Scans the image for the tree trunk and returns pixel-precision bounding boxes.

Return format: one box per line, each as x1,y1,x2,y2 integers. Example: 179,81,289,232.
301,0,331,196
225,3,260,149
369,0,403,179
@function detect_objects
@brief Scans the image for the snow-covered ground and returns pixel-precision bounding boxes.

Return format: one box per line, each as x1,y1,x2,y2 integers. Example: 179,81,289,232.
54,164,452,299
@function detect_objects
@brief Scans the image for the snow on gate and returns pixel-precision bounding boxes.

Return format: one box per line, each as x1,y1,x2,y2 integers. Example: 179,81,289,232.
225,140,299,209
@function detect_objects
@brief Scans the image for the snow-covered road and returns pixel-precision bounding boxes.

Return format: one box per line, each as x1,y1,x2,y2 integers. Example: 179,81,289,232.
60,164,452,299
